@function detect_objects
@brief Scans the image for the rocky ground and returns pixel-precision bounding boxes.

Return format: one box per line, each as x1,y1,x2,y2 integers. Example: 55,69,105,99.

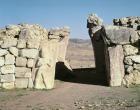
0,39,140,110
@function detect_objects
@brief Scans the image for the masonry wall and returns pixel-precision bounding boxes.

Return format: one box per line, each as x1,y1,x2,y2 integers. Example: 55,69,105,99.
0,24,70,89
87,14,140,87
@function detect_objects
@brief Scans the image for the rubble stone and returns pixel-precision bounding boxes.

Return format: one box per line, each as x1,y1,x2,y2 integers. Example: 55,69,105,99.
5,54,15,65
20,49,39,59
0,49,8,56
2,82,15,89
123,45,138,56
1,38,17,48
16,57,27,67
0,74,15,83
15,78,28,88
1,65,15,74
0,57,4,66
15,67,31,78
9,47,18,56
27,59,34,68
17,39,26,48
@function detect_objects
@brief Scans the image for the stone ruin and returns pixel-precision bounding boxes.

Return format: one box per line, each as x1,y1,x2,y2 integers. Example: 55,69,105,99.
87,14,140,87
0,24,70,89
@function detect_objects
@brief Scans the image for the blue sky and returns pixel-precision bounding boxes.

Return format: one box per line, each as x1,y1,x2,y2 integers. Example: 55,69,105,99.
0,0,140,39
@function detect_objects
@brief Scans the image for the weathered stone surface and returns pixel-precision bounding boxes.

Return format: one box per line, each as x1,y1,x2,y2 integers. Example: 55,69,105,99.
125,55,140,64
0,74,15,83
36,58,52,67
123,45,138,56
5,54,15,65
27,39,40,49
20,49,38,59
34,65,56,89
9,47,18,56
5,25,20,37
1,38,17,48
106,45,125,86
1,65,15,74
2,82,15,89
15,78,28,88
27,59,34,68
16,57,27,67
123,70,140,86
0,49,8,56
17,39,26,48
126,66,133,74
124,57,133,65
87,13,103,28
133,64,140,71
35,41,58,89
0,57,4,66
104,26,139,44
15,67,31,78
28,78,33,88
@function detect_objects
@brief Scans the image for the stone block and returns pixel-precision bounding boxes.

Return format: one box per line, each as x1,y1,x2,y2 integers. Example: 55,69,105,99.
28,78,33,88
1,65,15,74
0,74,15,83
2,82,15,89
5,54,15,65
15,78,28,88
0,49,8,56
125,55,140,64
133,64,140,71
15,67,31,78
123,45,138,56
20,49,39,59
17,39,26,48
0,57,4,66
27,59,34,68
1,38,17,48
16,57,27,67
27,39,40,49
9,47,18,56
106,45,125,86
34,65,56,89
105,26,139,44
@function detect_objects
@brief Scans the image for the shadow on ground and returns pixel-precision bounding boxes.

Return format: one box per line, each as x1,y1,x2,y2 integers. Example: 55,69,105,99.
55,62,107,86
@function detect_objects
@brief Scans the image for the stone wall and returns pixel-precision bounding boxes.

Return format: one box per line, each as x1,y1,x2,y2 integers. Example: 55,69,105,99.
87,14,140,87
0,24,70,89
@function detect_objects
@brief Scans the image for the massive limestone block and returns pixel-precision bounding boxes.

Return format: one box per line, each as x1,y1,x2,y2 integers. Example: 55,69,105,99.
9,47,18,56
0,74,15,83
16,57,27,67
20,49,39,59
1,38,17,48
5,54,15,65
34,40,59,89
1,65,15,74
104,26,139,45
0,49,8,56
15,67,31,78
105,45,125,86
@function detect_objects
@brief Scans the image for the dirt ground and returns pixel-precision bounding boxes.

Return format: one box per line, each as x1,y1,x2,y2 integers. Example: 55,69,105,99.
0,39,140,110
